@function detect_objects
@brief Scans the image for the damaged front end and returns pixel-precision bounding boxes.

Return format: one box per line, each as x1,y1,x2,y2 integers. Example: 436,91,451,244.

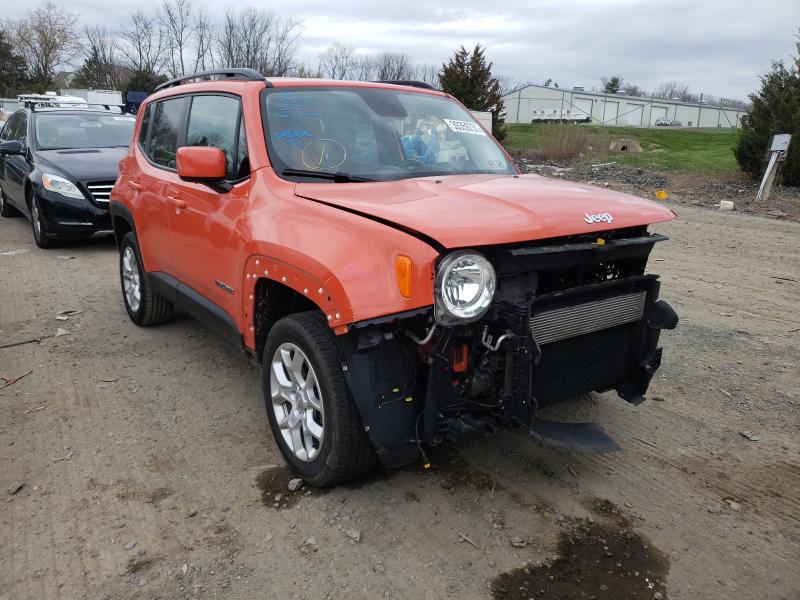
337,226,678,468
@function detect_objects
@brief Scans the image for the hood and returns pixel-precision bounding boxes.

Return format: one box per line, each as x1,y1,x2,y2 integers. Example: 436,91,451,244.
35,147,127,182
294,173,676,248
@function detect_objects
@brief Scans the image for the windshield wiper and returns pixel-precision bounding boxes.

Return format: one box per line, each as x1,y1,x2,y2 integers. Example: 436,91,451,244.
281,168,375,183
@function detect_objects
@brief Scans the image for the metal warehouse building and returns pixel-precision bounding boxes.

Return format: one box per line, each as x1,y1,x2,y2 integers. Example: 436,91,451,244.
502,84,747,128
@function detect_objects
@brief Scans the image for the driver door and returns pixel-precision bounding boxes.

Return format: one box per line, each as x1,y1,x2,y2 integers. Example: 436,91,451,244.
167,94,251,320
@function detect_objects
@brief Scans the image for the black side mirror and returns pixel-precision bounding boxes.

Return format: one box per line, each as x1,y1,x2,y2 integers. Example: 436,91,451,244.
0,140,23,155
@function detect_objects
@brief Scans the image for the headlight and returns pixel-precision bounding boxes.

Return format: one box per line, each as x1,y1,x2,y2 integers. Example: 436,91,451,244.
434,251,496,324
42,173,85,199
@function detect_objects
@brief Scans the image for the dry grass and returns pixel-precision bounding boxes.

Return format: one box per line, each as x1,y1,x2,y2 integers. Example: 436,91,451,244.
506,124,612,162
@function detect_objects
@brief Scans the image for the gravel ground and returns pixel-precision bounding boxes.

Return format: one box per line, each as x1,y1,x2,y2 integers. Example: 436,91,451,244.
1,203,799,600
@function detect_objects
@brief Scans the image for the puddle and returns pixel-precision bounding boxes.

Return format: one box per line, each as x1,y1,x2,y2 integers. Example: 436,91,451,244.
492,501,669,600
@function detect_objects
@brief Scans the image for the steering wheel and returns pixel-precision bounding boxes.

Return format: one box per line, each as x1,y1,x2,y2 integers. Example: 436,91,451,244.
301,138,347,171
397,158,426,170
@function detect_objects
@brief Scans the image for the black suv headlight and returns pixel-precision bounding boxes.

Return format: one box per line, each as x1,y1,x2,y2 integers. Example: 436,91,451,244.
434,251,496,325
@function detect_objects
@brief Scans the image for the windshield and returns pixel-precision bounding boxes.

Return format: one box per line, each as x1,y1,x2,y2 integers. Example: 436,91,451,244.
34,113,136,150
263,87,516,182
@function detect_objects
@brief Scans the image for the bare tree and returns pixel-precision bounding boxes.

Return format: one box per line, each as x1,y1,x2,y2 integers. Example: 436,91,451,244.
373,51,413,80
191,8,213,72
217,7,273,72
159,0,193,77
653,80,692,100
13,1,80,89
80,26,123,89
412,63,440,87
120,10,165,74
622,82,645,97
318,43,354,79
215,8,301,76
269,16,302,76
350,55,376,81
497,75,535,96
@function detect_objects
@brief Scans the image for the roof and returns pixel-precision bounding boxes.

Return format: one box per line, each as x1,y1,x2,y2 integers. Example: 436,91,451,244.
149,70,445,102
502,83,747,112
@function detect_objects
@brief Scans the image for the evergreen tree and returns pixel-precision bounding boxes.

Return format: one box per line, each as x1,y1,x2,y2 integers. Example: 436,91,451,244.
0,28,28,96
734,32,800,185
439,44,506,140
125,69,168,94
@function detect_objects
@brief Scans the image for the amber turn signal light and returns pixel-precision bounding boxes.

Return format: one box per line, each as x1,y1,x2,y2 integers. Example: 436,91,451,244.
395,255,413,298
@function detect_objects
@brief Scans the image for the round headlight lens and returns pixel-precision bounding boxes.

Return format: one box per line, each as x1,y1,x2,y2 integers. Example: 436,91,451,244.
435,251,496,323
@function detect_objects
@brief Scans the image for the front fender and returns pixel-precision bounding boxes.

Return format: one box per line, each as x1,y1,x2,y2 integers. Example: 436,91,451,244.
241,172,440,343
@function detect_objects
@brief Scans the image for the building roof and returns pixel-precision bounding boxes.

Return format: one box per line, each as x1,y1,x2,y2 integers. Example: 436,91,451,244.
502,83,747,112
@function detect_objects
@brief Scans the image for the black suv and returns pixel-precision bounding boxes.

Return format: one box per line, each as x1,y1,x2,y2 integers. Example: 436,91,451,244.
0,107,135,248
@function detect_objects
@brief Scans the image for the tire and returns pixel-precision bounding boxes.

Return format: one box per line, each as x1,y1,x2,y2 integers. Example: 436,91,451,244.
0,187,21,217
119,232,174,326
263,311,375,486
30,194,59,248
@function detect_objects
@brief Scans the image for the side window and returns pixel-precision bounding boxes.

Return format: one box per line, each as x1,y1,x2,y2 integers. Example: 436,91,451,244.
0,116,13,140
4,114,27,143
148,97,187,168
186,95,241,180
138,103,152,148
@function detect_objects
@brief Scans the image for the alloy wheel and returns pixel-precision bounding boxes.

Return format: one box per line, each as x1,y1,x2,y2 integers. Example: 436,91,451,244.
121,246,142,313
269,342,325,462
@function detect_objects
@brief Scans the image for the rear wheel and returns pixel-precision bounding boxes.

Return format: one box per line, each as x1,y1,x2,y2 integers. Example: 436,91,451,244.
0,188,21,217
30,194,58,248
119,232,174,326
263,311,375,486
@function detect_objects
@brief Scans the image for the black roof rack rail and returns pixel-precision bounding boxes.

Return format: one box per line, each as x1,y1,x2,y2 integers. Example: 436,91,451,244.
155,68,269,92
373,80,438,90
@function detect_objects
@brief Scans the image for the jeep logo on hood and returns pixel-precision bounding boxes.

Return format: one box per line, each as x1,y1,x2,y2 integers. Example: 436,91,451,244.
584,212,614,224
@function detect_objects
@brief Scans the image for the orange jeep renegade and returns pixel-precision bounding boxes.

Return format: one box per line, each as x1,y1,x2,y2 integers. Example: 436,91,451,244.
110,69,678,486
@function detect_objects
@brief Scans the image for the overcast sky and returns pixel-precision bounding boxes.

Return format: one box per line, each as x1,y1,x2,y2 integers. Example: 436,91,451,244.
6,0,800,100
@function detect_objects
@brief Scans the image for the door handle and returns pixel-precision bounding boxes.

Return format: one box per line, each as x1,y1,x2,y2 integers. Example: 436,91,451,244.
129,181,142,191
167,196,186,209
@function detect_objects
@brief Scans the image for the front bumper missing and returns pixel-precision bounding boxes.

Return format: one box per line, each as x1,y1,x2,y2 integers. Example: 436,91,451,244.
338,275,677,468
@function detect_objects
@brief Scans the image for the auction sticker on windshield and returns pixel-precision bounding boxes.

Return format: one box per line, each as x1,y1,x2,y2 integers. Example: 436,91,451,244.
443,119,486,136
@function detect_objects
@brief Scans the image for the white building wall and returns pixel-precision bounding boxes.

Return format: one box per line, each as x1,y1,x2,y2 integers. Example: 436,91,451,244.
502,85,747,128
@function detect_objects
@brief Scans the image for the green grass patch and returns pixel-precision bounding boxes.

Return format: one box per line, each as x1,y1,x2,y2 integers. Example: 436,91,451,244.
504,123,740,173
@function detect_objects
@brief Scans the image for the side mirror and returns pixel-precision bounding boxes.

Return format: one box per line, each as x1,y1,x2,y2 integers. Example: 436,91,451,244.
0,140,23,155
176,146,227,182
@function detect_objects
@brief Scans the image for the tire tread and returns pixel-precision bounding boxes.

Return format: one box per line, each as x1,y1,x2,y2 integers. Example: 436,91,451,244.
265,311,375,486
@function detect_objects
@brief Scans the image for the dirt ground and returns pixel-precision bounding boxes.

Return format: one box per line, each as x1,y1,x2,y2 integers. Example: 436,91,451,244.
1,201,798,600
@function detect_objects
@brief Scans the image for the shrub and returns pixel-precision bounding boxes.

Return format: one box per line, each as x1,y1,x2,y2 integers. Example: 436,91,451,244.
734,36,800,185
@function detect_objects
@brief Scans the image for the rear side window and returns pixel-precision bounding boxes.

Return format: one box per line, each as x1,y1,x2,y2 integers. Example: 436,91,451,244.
138,103,152,148
4,113,27,143
148,97,187,168
186,95,242,180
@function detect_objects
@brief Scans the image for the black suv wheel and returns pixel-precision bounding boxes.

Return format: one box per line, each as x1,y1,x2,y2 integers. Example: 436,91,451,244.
30,194,58,248
0,187,21,218
119,232,174,326
263,311,375,486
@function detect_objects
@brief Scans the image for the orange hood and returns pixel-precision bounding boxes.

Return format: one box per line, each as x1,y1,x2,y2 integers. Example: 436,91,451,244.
294,173,676,248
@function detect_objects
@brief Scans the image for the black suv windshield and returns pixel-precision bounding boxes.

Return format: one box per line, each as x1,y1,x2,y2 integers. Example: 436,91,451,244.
34,112,136,150
263,86,516,182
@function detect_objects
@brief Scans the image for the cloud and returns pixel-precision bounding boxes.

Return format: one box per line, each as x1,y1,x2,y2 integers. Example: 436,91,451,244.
5,0,799,99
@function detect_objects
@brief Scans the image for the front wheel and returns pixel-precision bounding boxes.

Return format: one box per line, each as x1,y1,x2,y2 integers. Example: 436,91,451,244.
30,194,58,248
263,312,375,486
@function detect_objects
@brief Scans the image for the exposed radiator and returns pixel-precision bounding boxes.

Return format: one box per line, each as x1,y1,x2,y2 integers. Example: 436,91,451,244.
531,290,646,345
